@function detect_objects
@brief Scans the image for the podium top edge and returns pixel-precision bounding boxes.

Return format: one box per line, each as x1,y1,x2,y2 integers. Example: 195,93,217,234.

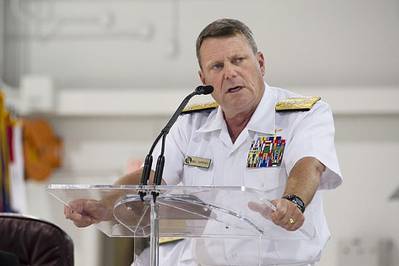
46,184,263,193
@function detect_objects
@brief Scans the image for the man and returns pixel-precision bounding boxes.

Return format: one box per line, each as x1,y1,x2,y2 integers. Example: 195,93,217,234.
65,18,342,265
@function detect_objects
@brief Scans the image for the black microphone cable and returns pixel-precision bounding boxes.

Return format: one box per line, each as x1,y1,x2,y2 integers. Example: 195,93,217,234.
139,85,214,201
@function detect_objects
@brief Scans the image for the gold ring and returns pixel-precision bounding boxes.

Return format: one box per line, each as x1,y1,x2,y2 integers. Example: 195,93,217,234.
289,218,295,224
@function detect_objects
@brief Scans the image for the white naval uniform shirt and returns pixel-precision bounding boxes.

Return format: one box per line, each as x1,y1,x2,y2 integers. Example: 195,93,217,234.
149,84,343,266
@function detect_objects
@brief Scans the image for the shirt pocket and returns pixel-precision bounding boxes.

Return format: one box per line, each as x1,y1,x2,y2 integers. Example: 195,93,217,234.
244,167,283,195
183,164,214,186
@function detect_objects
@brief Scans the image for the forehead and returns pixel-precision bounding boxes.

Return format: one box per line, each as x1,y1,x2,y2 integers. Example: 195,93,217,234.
199,35,253,63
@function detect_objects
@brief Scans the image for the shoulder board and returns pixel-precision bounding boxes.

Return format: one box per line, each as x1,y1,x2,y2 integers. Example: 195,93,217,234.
275,96,321,112
181,102,219,114
159,237,184,245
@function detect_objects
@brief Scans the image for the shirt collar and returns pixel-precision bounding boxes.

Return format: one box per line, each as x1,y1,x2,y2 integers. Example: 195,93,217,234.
196,82,276,135
196,105,225,133
246,83,276,135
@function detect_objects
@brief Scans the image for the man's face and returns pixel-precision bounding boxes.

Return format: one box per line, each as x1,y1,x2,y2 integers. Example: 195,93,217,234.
198,34,265,118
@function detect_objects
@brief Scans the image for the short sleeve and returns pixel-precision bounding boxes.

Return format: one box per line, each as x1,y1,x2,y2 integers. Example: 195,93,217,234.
284,101,343,190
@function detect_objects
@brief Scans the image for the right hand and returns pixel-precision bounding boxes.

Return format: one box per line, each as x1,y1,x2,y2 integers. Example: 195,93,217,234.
64,199,112,227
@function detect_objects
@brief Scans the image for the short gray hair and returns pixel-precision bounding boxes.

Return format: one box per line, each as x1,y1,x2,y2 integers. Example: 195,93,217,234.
196,18,258,67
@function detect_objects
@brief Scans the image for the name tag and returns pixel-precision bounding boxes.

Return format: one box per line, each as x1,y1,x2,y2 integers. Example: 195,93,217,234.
184,156,211,169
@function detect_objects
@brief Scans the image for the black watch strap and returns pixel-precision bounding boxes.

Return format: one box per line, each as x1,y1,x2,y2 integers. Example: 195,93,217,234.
282,194,306,213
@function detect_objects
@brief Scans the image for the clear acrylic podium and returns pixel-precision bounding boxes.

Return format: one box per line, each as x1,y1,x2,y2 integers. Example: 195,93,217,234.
47,185,315,266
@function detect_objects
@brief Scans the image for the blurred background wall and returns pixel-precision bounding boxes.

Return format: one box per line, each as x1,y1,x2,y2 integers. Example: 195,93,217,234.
1,0,399,266
2,0,399,88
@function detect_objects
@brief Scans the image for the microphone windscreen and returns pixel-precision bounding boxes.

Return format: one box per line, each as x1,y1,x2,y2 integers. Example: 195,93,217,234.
195,85,214,95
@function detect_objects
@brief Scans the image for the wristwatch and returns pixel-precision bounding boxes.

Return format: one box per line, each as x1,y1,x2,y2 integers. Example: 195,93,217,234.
282,194,306,213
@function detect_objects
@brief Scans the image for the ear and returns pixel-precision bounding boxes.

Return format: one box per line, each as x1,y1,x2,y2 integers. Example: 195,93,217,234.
198,70,206,85
256,51,266,76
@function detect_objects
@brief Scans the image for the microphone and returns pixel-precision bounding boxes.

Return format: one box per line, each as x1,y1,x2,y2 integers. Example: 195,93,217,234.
160,85,213,135
139,85,214,200
195,85,214,95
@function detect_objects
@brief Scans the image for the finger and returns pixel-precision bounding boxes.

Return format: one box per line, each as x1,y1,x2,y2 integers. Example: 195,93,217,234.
248,202,273,219
73,219,94,228
272,199,304,230
289,211,305,231
67,211,84,221
274,210,292,230
65,207,94,225
65,206,82,220
281,204,297,230
248,201,262,212
284,206,305,231
64,206,74,219
271,199,278,209
270,200,281,221
271,200,288,224
71,213,95,227
64,206,68,216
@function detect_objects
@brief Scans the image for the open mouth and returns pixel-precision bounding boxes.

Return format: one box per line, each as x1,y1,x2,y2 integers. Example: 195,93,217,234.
227,86,243,93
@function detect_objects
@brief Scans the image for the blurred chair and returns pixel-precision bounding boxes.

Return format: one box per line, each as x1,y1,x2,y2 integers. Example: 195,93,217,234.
0,213,74,266
0,250,20,266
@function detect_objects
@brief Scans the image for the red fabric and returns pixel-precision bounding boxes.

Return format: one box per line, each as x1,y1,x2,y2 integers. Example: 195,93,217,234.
7,126,14,162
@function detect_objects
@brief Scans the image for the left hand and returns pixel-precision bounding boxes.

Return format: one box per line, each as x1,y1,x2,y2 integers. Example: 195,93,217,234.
270,198,304,231
64,199,112,227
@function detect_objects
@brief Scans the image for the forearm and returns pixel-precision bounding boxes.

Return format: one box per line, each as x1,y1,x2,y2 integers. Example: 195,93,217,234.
113,168,145,185
283,157,325,206
113,168,163,185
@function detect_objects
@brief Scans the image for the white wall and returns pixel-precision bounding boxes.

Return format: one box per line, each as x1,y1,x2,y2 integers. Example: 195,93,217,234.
321,115,399,266
3,0,25,86
3,0,399,89
48,115,167,174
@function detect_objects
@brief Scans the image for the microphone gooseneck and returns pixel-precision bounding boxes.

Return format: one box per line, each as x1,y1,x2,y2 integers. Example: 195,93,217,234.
139,85,214,201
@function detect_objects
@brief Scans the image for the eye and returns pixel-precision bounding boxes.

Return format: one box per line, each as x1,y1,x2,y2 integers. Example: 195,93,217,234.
211,63,223,71
232,57,244,65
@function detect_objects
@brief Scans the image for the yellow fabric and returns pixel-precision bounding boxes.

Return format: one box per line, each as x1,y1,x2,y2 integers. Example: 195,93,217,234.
275,96,321,112
159,237,184,245
181,102,219,114
0,91,11,210
23,118,63,181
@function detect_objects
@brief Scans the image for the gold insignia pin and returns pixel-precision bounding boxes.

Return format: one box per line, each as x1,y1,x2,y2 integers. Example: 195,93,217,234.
184,156,211,169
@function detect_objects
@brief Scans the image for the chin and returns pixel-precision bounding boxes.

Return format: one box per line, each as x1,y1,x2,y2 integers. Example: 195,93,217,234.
227,101,252,115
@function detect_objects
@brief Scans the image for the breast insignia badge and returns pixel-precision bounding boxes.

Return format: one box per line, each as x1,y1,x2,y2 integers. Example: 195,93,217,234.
247,136,286,168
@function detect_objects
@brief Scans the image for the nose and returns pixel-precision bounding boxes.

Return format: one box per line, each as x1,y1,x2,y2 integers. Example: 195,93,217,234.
223,62,237,80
